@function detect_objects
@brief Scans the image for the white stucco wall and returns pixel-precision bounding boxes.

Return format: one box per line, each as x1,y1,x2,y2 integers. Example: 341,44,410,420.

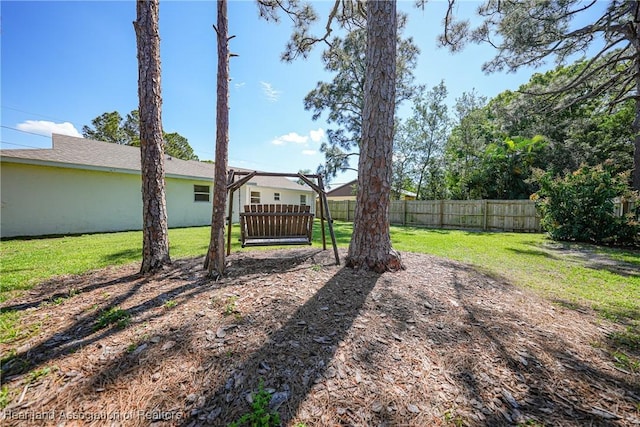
165,177,213,228
0,162,213,238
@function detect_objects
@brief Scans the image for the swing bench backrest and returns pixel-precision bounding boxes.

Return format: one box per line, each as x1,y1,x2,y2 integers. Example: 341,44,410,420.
239,204,314,247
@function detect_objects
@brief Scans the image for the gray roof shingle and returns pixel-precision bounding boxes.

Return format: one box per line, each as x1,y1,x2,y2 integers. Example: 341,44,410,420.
0,134,310,191
327,179,358,197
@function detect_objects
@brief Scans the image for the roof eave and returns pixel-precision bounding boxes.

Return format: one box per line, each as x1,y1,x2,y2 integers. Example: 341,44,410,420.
165,173,213,181
0,157,140,175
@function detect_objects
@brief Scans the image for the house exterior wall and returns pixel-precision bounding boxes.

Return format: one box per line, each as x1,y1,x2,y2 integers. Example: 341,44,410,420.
165,177,213,228
1,162,143,237
327,195,356,201
229,184,314,222
326,180,357,199
0,162,213,238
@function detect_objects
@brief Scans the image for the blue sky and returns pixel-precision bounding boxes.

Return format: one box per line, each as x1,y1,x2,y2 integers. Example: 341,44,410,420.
1,1,605,187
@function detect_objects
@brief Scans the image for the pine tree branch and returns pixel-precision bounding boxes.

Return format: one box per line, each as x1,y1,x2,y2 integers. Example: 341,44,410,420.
518,44,631,97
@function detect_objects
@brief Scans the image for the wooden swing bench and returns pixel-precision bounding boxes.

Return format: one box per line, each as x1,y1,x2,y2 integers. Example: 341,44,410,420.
226,170,340,265
239,204,314,247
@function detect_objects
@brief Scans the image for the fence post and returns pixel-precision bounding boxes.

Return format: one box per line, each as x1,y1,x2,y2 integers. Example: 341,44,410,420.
439,200,444,228
483,199,488,231
403,199,407,226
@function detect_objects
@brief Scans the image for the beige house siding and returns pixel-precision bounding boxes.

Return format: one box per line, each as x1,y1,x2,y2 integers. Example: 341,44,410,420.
1,162,143,237
165,177,213,228
0,162,214,238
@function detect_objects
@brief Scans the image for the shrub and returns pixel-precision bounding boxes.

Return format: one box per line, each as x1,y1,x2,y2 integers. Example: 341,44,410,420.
229,379,281,427
532,164,639,246
93,307,131,331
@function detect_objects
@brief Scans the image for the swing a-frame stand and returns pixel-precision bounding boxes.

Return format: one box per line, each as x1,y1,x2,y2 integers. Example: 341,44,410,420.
225,170,340,265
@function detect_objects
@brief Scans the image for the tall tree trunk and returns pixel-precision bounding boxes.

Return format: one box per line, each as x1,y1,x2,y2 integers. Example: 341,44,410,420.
416,157,430,201
346,0,404,273
134,0,170,273
204,0,230,277
634,116,640,191
626,2,639,191
634,72,640,191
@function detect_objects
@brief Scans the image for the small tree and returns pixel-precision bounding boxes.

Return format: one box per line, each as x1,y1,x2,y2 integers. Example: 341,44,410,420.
444,90,491,200
401,81,450,200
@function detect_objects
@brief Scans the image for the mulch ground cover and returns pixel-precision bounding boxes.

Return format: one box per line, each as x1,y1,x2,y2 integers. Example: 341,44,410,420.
1,248,638,426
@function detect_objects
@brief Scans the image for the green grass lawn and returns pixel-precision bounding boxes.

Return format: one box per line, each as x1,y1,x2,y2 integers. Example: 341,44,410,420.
2,221,639,330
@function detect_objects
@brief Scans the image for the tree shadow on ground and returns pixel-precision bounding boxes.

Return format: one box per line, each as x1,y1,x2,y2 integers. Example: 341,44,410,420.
180,262,380,425
539,242,640,278
1,272,141,313
2,248,360,425
505,247,559,259
582,259,640,278
0,258,214,378
101,249,143,264
447,265,638,426
363,258,639,426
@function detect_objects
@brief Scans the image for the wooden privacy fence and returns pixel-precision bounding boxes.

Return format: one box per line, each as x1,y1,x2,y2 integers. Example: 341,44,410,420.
321,199,542,232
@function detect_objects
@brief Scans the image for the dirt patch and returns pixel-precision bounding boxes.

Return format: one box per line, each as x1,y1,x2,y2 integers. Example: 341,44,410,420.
1,248,639,426
541,242,640,278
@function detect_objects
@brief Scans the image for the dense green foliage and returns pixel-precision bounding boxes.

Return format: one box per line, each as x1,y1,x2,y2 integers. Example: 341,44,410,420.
413,58,636,201
439,0,640,189
534,164,639,246
486,58,635,180
82,110,199,161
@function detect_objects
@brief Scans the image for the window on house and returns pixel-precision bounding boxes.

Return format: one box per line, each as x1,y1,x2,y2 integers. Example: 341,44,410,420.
251,191,261,204
274,192,280,201
194,185,210,202
300,194,307,205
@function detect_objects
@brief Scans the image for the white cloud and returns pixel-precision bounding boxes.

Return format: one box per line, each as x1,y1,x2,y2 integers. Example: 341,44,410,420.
17,120,82,138
260,81,281,102
234,82,246,89
309,128,325,143
271,128,328,147
302,149,317,156
272,132,308,145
